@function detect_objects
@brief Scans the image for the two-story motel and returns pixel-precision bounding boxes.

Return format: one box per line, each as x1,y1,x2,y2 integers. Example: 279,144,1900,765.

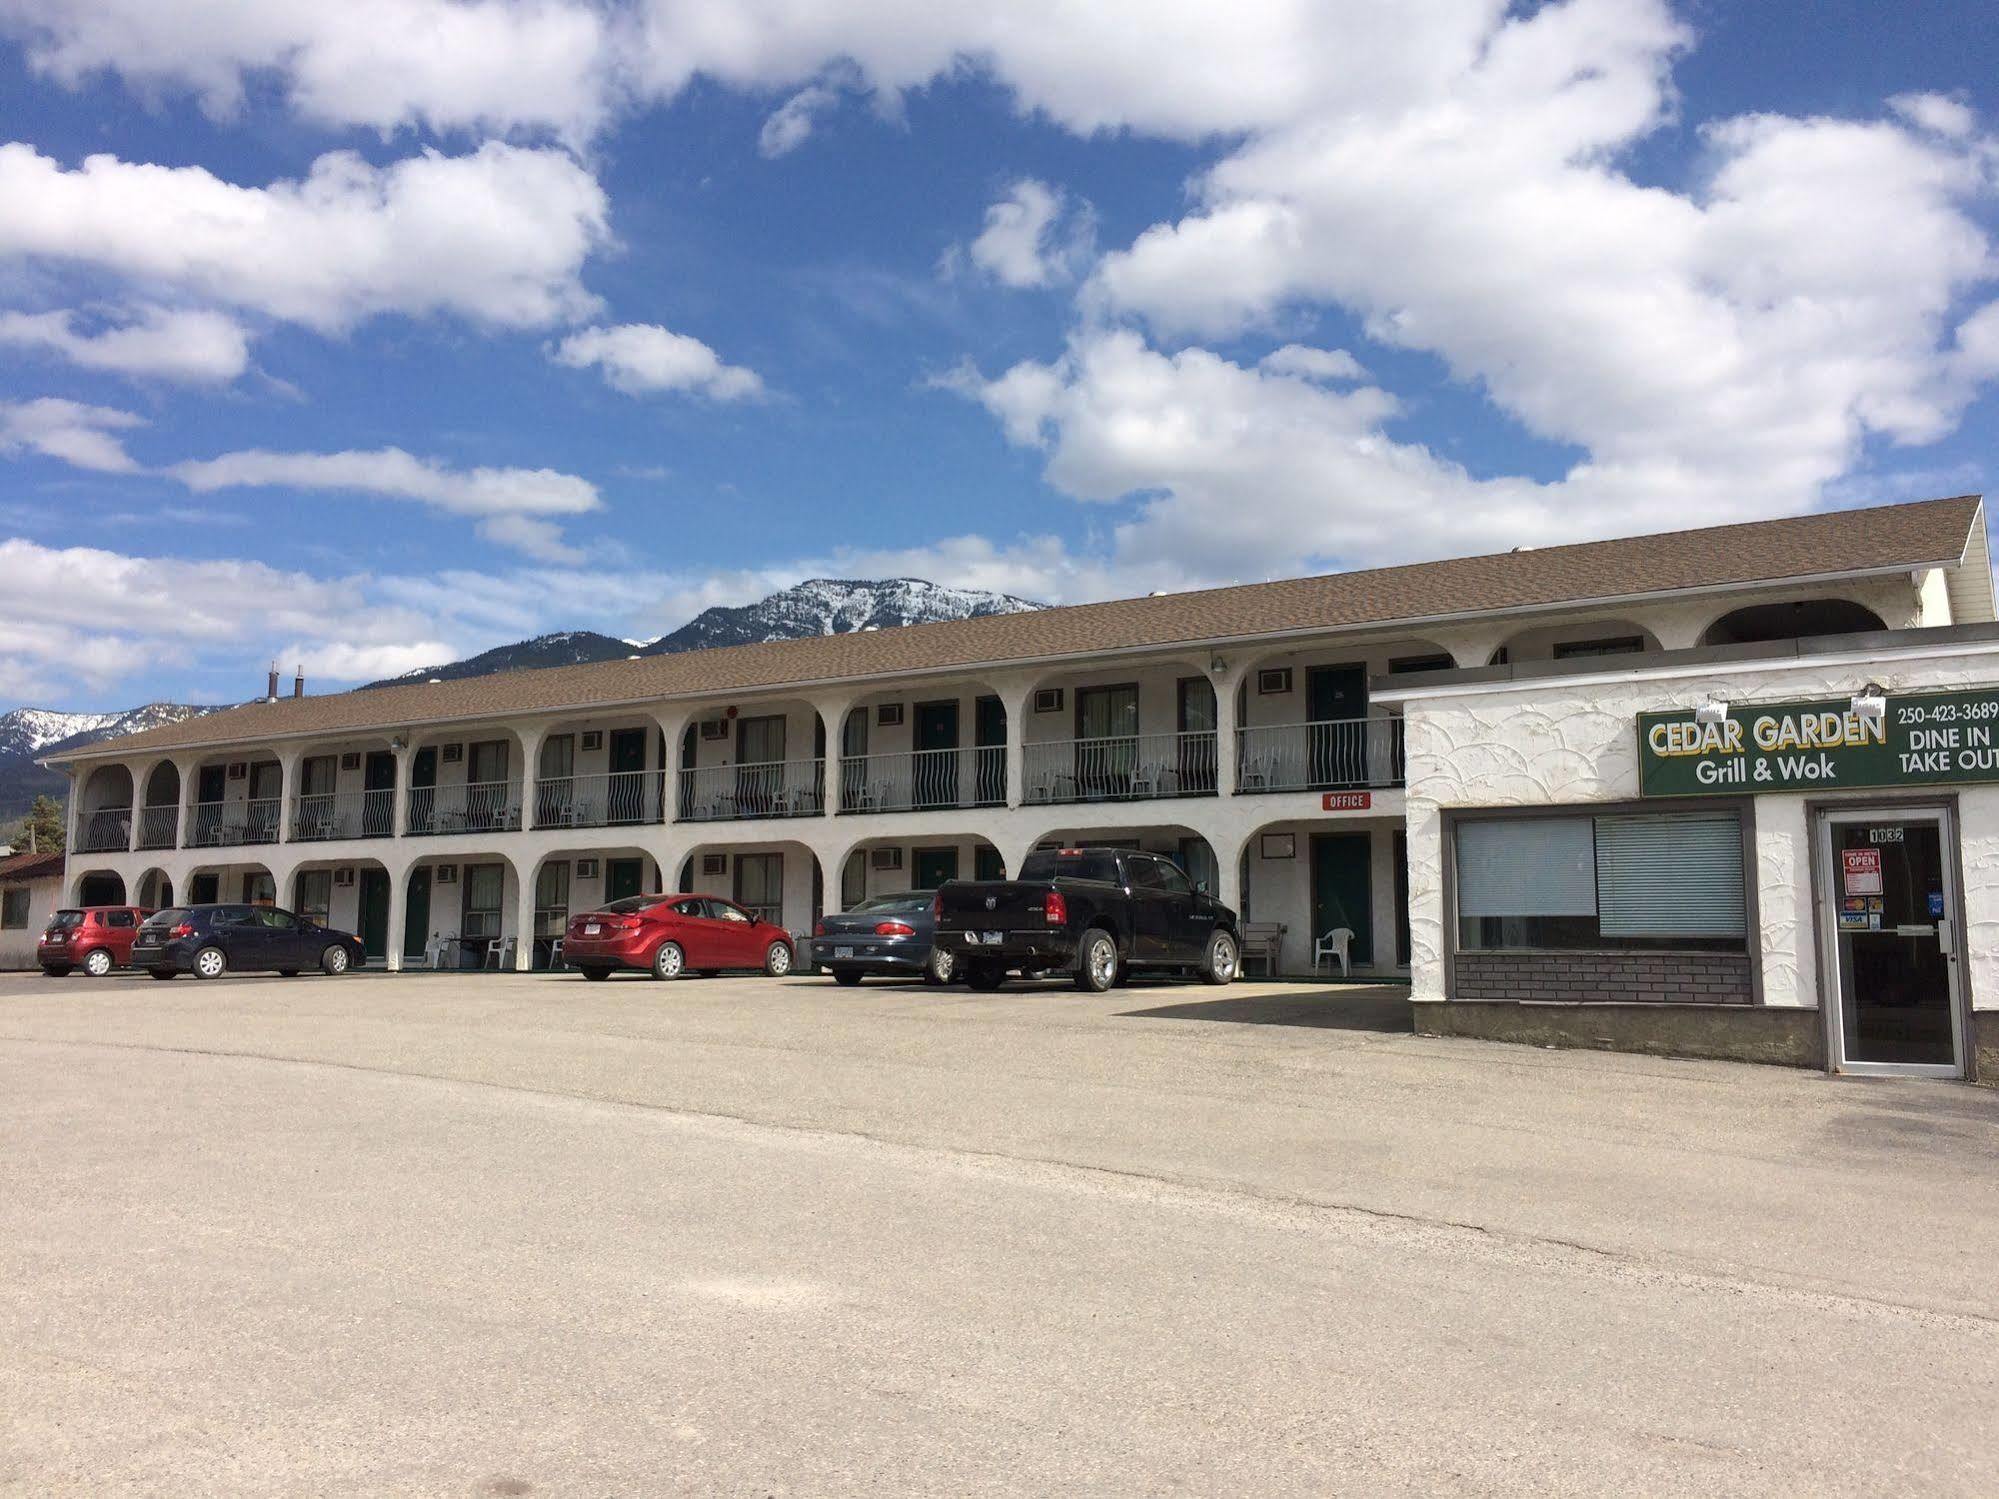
44,495,1999,1078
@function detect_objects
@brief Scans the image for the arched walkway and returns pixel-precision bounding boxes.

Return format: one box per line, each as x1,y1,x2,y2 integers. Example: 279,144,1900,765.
830,833,1005,911
1700,598,1887,647
73,869,127,907
289,858,397,963
134,868,174,910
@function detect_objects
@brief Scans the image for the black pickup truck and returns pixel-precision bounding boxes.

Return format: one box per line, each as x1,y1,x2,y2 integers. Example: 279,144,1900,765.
933,846,1241,992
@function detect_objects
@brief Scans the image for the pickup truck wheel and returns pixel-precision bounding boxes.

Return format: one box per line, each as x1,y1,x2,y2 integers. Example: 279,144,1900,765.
1073,929,1118,993
964,961,1007,992
1201,930,1240,986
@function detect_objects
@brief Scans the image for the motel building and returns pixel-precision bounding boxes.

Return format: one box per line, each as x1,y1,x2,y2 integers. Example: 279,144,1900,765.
42,493,1999,1080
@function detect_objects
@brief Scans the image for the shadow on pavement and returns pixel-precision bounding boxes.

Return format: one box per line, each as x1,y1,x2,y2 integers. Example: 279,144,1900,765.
1117,986,1414,1032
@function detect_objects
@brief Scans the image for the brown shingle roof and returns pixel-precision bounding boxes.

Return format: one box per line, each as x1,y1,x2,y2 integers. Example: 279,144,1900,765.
50,494,1986,762
0,850,64,882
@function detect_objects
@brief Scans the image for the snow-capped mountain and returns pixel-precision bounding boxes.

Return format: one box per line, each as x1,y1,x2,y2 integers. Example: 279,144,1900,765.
0,704,219,817
365,579,1044,689
645,579,1044,654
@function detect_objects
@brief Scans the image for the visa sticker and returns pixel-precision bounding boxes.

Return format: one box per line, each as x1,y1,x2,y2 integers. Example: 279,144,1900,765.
1929,891,1945,917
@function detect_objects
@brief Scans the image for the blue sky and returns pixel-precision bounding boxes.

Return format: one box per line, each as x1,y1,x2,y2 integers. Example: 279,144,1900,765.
2,0,1997,711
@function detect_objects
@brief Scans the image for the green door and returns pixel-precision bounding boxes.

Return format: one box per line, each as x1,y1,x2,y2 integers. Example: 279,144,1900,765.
1310,832,1373,967
357,868,391,961
402,867,431,960
606,858,645,902
914,848,959,889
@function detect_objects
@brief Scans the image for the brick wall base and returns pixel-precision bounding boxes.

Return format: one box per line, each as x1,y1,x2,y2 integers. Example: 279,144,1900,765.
1418,1001,1820,1068
1453,951,1752,1006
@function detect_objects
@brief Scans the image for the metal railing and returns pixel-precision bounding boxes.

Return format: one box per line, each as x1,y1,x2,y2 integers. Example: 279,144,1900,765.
293,787,396,842
535,769,667,829
838,746,1005,813
1235,717,1404,792
1021,731,1218,805
189,797,283,846
137,805,179,850
405,779,522,836
76,807,132,853
677,759,824,821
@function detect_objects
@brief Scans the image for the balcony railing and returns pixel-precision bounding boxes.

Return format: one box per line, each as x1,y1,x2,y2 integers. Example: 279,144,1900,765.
677,759,824,821
1022,731,1217,805
137,805,179,850
294,788,396,842
1236,717,1404,792
536,769,667,829
189,797,283,847
76,807,131,853
406,780,522,836
838,747,1005,814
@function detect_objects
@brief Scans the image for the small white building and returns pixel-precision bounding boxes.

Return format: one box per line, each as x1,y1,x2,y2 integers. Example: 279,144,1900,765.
0,851,64,969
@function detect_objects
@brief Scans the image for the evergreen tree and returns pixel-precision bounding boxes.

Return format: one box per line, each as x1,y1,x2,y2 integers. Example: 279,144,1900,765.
20,795,65,854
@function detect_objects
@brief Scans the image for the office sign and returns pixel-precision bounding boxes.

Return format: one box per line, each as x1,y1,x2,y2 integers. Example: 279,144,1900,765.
1322,791,1372,811
1638,686,1999,797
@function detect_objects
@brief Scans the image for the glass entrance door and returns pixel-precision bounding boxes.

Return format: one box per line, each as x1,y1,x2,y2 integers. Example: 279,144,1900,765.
1820,808,1963,1077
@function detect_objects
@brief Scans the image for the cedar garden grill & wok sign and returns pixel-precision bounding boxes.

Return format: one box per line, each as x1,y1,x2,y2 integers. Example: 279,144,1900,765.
1639,687,1999,797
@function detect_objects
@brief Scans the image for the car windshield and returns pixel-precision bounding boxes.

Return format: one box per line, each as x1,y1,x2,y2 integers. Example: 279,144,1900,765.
47,910,85,931
1019,850,1122,884
853,892,936,915
143,909,188,929
599,896,660,914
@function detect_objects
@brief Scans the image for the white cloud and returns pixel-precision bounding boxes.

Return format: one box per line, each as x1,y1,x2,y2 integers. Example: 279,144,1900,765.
169,446,601,558
551,323,764,400
0,140,610,332
758,81,840,157
0,305,251,382
1259,344,1366,382
0,397,144,473
962,179,1094,289
0,0,611,141
1890,91,1977,140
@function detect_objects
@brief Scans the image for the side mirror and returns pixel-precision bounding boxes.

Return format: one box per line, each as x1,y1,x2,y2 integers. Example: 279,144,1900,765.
1195,880,1210,894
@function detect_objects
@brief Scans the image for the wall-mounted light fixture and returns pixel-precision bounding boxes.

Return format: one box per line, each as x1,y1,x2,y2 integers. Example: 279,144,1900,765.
1693,698,1730,726
1850,682,1887,723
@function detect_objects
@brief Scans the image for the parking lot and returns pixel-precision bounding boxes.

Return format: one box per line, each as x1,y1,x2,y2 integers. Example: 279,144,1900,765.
4,967,1999,1496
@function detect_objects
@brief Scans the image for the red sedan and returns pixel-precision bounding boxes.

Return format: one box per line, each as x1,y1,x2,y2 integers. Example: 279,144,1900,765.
39,906,154,977
564,894,795,981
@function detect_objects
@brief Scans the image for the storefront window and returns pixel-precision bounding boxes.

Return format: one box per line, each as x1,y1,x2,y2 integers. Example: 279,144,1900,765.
1456,810,1746,952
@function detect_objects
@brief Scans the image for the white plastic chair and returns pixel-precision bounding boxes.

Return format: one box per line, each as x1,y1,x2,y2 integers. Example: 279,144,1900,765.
424,930,456,969
1314,927,1354,978
484,936,516,971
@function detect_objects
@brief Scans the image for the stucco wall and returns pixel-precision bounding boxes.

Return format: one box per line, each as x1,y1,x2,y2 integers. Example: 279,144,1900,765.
1399,641,1999,1012
0,874,63,969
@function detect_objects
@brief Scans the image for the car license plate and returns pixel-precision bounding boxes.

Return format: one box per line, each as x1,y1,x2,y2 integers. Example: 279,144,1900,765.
584,923,600,936
834,946,855,959
964,931,1004,946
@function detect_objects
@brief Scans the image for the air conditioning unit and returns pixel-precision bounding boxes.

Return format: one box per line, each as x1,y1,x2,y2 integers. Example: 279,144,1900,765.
576,858,599,879
870,847,904,871
339,752,362,771
580,731,603,752
1257,668,1293,695
441,743,464,763
699,720,729,741
228,761,247,779
1033,688,1063,713
333,868,355,887
876,703,904,727
700,853,726,877
436,864,458,885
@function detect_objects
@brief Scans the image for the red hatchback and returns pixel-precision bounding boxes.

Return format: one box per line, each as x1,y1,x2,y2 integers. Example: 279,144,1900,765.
39,906,154,977
564,894,795,982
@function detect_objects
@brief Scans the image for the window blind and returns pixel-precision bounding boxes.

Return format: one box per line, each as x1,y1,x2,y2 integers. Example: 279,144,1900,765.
1455,817,1597,917
1595,814,1746,938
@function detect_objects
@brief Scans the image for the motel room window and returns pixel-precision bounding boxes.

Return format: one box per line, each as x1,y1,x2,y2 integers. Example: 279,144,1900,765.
462,864,505,940
1455,810,1746,952
1,888,28,929
295,870,332,927
468,740,509,786
534,861,570,938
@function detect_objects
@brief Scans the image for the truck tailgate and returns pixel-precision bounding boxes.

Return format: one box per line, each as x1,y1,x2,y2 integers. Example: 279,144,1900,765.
934,880,1053,932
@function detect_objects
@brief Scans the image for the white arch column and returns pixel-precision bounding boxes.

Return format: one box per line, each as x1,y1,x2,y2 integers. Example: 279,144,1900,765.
1208,659,1251,800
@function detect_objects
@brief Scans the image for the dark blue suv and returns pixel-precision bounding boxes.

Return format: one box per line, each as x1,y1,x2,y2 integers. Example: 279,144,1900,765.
134,904,366,981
